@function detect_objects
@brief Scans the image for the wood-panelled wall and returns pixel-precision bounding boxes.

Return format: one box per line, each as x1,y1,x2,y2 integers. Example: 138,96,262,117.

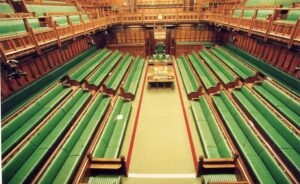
172,26,226,42
233,34,300,79
105,28,147,56
1,37,90,99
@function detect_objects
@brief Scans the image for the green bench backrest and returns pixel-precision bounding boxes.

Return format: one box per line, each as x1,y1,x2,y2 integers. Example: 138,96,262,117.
256,9,274,19
286,10,300,21
233,9,242,17
243,10,255,18
28,18,42,29
53,16,68,25
70,15,81,23
26,4,77,16
0,19,26,35
0,3,14,14
245,0,298,7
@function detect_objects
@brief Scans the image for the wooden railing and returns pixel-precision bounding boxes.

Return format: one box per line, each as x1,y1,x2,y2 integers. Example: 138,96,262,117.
0,9,299,60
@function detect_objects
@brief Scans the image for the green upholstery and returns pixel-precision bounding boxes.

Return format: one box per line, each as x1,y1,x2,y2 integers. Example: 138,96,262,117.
176,55,200,96
122,56,145,96
245,0,299,7
93,97,131,158
223,44,300,97
0,3,14,14
256,9,274,19
39,94,110,184
88,175,121,184
2,89,91,184
212,91,291,183
286,10,300,21
233,86,300,173
87,51,123,87
53,16,69,26
69,48,111,83
190,96,232,158
2,47,97,119
26,4,77,16
82,14,90,22
233,9,242,17
0,19,26,36
105,54,133,91
1,84,72,156
199,49,237,85
211,46,256,81
188,53,219,90
243,10,256,18
253,80,300,129
70,15,81,23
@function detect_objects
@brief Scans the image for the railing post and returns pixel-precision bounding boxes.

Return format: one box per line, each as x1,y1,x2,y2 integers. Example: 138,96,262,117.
24,18,41,55
288,19,300,48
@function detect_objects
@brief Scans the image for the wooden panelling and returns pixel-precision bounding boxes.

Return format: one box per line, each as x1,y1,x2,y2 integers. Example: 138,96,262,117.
233,34,300,78
1,37,90,99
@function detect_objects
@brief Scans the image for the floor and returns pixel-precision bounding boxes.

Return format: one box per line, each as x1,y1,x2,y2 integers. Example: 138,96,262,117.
120,62,203,184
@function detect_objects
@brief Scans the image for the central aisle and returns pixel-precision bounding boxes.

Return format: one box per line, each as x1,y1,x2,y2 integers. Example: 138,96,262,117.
124,68,196,175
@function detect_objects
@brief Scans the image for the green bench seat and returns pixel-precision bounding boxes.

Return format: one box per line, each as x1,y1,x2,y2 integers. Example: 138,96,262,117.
212,91,291,183
0,3,14,14
93,97,131,158
176,55,200,97
87,51,123,87
105,54,133,91
2,47,97,119
253,80,300,129
233,86,300,173
3,89,91,184
211,46,256,81
190,96,232,158
69,48,111,83
188,53,219,90
53,16,69,26
199,49,237,85
26,4,77,16
223,44,300,97
122,56,145,96
1,84,72,156
39,94,110,184
0,19,27,36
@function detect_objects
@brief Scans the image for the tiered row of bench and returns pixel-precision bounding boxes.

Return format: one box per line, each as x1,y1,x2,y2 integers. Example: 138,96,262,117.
180,46,300,182
66,48,145,98
3,88,91,184
1,48,146,183
176,45,259,98
212,91,292,183
233,86,300,173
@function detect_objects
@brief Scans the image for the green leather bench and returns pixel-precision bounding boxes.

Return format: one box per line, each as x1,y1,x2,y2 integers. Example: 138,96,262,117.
69,48,111,83
191,96,232,158
122,56,145,97
188,53,219,90
199,49,237,85
211,46,256,81
0,3,14,14
3,89,91,184
223,44,300,97
93,97,131,158
253,80,300,129
39,94,110,184
2,47,97,119
105,54,133,91
26,4,77,16
2,84,72,156
87,51,123,87
233,86,300,173
0,19,27,36
176,55,200,98
212,91,291,183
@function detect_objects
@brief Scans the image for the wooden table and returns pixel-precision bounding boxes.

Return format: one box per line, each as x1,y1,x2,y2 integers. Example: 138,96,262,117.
147,65,175,88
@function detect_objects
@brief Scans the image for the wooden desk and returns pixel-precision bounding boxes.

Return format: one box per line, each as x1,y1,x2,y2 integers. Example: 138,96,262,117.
147,65,175,88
